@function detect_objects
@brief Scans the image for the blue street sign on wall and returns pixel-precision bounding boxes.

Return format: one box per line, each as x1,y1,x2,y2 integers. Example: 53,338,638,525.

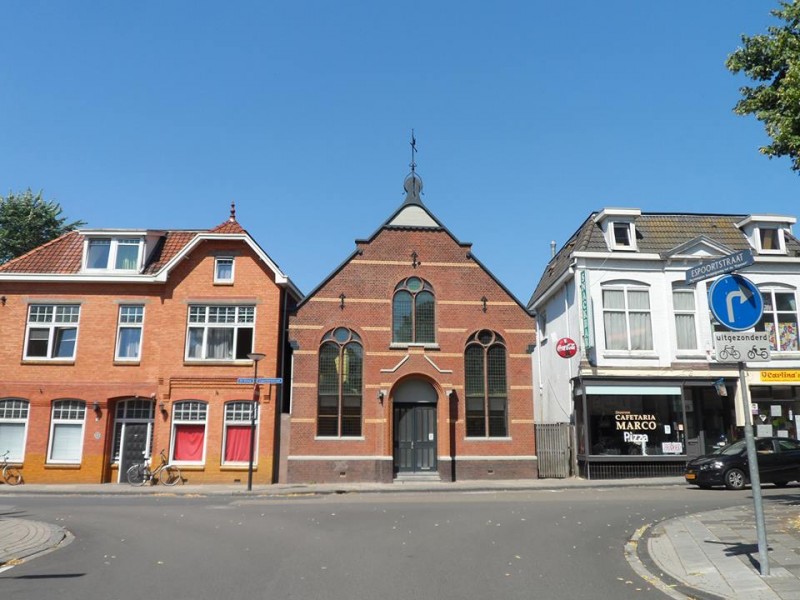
685,249,754,285
708,274,764,331
236,377,283,385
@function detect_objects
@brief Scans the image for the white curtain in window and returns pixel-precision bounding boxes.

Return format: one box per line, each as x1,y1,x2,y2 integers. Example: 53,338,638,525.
627,291,652,350
187,328,204,358
0,423,26,461
603,290,627,350
673,291,697,350
118,328,141,358
216,260,233,280
207,328,233,359
603,312,628,350
675,315,697,350
629,312,653,350
51,423,83,462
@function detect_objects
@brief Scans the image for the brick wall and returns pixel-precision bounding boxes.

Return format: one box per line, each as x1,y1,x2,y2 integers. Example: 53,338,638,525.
0,238,287,484
287,227,537,483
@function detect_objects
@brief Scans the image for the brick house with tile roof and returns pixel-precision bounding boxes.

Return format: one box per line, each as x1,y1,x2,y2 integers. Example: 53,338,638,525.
529,209,800,479
0,206,301,484
283,172,537,483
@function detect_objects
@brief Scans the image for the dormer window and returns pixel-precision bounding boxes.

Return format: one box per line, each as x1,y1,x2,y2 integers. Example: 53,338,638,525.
736,214,795,256
85,237,142,271
612,222,634,249
593,208,641,252
757,227,784,254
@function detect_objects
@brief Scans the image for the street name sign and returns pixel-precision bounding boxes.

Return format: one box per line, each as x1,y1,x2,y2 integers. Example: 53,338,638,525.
708,274,764,331
685,249,754,285
713,331,771,363
236,377,283,385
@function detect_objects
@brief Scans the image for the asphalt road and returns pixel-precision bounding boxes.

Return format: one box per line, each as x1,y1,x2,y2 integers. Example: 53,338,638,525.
1,484,791,600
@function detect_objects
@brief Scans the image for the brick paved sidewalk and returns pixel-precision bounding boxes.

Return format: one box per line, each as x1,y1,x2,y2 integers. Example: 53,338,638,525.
0,518,70,567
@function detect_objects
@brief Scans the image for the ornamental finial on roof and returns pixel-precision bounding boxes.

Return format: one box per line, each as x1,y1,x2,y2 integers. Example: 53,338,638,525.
229,201,236,222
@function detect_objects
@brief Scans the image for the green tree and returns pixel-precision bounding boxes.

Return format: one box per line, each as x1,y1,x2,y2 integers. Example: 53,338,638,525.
726,1,800,172
0,189,85,264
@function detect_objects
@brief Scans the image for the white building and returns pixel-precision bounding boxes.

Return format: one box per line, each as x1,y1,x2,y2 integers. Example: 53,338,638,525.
529,209,800,478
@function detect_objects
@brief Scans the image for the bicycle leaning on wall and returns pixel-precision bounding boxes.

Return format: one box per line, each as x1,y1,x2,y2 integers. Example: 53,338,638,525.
2,450,23,485
126,449,182,486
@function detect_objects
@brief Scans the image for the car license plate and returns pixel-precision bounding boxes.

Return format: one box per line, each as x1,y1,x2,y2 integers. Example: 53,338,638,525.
685,473,696,480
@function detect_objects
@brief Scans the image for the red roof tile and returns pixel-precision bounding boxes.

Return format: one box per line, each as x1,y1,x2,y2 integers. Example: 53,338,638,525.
0,231,83,274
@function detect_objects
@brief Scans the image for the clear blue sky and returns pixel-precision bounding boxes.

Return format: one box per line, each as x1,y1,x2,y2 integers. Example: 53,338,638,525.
1,2,796,302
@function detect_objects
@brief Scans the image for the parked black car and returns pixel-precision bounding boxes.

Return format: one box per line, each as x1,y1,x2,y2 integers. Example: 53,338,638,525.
684,437,800,490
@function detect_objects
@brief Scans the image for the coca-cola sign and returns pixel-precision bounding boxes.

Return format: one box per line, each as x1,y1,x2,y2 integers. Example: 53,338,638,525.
556,337,577,358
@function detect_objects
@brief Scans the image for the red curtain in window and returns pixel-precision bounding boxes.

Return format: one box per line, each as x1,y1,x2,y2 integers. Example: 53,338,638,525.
174,424,205,461
225,425,252,463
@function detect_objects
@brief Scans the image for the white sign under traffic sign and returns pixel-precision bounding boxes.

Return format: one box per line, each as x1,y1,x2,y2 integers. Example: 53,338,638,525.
713,331,771,363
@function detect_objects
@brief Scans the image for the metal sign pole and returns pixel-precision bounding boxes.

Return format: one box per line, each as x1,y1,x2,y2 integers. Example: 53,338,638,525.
738,361,770,576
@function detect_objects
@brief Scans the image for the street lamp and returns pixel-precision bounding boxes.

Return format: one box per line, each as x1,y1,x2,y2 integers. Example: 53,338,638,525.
246,352,266,491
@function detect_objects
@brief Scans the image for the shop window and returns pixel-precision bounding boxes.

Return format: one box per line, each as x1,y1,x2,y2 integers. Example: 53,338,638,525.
465,330,508,437
171,401,208,463
583,391,685,456
602,286,653,351
48,400,86,463
392,277,435,344
223,401,256,464
0,398,29,462
317,328,363,437
755,289,798,352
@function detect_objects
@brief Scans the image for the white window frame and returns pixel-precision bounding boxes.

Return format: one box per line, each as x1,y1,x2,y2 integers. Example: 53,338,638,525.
185,305,255,361
115,305,145,361
601,285,653,352
84,237,143,271
47,400,86,464
672,288,698,351
0,399,29,463
222,401,258,465
756,227,786,255
24,304,81,361
758,288,799,353
170,401,208,465
214,257,235,284
611,222,636,251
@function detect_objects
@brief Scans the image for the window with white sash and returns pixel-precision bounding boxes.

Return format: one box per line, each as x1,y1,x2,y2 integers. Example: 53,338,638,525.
24,304,80,360
602,285,653,351
672,288,698,350
185,305,255,360
115,305,144,360
48,400,86,463
0,399,29,462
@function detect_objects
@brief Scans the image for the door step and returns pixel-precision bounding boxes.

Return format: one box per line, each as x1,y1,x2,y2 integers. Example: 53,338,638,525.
394,473,442,483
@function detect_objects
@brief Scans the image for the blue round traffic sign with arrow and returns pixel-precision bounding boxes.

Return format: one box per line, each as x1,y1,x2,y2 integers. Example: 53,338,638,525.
708,274,763,331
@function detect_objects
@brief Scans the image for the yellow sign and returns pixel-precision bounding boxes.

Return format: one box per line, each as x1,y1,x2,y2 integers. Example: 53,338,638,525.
760,370,800,382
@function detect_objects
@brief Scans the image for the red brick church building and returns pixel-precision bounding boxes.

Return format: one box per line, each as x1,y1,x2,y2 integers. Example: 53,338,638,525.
284,170,537,483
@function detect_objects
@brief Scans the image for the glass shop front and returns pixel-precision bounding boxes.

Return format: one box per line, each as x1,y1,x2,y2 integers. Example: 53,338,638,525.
575,381,736,479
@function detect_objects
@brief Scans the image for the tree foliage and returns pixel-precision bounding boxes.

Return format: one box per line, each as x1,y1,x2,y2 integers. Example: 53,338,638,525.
0,189,85,264
726,1,800,172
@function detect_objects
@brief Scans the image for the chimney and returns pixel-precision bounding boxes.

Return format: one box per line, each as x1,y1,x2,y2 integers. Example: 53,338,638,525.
550,240,557,258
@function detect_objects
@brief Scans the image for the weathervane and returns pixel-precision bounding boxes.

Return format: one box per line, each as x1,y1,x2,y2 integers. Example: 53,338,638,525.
410,129,417,176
